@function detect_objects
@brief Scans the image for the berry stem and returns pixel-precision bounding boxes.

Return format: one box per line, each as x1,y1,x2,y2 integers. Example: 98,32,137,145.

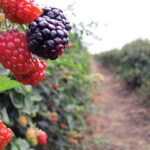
21,25,26,33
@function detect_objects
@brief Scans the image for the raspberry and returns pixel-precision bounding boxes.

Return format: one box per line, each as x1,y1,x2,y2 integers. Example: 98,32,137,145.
0,120,12,150
49,102,53,107
41,7,72,31
0,31,35,74
13,58,46,86
0,0,41,24
50,117,58,122
37,131,47,145
26,128,38,146
26,15,69,60
45,81,50,86
18,115,28,127
53,84,59,89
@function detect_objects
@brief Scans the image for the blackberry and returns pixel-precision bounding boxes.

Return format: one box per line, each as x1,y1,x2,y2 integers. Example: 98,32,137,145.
27,16,69,60
41,7,72,31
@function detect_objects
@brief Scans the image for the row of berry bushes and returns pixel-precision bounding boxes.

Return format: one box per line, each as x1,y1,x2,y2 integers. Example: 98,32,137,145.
95,39,150,100
0,30,100,150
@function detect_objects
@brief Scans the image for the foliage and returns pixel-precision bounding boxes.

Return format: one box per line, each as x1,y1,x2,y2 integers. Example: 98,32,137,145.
95,39,150,100
0,28,101,150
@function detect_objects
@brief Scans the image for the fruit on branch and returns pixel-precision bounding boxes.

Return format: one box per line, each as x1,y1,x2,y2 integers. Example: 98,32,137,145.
18,115,28,127
0,0,41,24
26,15,69,60
26,128,38,146
0,120,12,150
13,58,46,86
50,117,58,122
41,7,72,31
37,131,47,145
66,43,72,48
0,31,35,74
53,83,59,89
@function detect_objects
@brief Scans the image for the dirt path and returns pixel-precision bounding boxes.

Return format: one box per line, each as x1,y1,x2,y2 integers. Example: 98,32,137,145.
86,58,150,150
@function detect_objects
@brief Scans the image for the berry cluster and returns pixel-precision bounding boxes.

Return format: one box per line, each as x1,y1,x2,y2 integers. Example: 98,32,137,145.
0,120,12,150
0,0,71,86
26,128,47,146
0,0,41,24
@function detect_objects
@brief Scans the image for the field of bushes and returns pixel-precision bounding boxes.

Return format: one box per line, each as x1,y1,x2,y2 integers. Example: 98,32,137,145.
95,39,150,101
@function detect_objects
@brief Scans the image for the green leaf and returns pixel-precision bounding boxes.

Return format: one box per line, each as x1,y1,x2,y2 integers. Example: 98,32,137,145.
0,75,21,92
0,108,10,124
30,95,42,102
15,138,30,150
10,92,25,109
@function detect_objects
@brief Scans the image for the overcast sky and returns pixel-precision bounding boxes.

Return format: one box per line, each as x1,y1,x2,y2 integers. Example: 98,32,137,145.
39,0,150,54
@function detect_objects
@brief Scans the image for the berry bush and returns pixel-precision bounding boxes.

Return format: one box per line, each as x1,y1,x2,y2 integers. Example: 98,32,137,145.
95,39,150,101
0,1,101,149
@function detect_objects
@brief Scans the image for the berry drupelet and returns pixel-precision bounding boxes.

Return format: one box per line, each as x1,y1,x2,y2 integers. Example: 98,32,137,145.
41,7,72,31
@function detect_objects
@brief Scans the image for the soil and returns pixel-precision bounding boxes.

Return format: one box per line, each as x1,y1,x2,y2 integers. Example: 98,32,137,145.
85,58,150,150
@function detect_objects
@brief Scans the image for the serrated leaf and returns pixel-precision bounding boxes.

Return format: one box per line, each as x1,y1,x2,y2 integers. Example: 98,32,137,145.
0,75,21,92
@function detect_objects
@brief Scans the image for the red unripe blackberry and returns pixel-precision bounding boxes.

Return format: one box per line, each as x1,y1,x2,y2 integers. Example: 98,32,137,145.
0,0,41,24
26,15,69,60
50,117,58,122
0,31,35,74
37,132,47,145
66,43,72,48
53,84,59,89
0,120,12,150
41,7,72,31
13,58,46,86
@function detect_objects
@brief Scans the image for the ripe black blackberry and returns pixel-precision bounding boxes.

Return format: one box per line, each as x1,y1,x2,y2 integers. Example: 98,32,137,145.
26,16,69,60
41,7,72,31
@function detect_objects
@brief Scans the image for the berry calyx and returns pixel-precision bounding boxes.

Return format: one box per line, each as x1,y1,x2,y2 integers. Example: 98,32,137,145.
0,31,35,74
37,131,47,145
13,58,46,86
53,84,59,89
0,0,41,24
0,120,12,150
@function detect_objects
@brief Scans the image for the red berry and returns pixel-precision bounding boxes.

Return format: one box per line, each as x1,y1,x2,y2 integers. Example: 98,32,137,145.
66,43,72,48
53,84,59,89
0,120,12,150
49,102,53,107
60,123,66,129
45,81,50,86
0,31,35,74
0,0,41,24
50,117,58,122
13,58,46,86
37,132,47,146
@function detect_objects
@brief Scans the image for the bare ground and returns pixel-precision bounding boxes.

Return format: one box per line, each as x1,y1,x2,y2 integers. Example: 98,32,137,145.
85,58,150,150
